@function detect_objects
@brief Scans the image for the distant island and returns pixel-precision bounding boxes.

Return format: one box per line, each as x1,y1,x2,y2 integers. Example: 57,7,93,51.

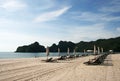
16,36,120,52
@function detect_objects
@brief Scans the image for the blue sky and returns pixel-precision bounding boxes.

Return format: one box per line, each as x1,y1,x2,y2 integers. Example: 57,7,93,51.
0,0,120,51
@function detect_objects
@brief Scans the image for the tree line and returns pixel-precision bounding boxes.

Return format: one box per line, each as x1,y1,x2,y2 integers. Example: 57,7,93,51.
16,36,120,52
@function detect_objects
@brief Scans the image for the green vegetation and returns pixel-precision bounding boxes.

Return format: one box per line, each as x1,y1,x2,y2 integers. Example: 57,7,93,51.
16,37,120,52
50,41,76,52
76,37,120,52
16,42,46,52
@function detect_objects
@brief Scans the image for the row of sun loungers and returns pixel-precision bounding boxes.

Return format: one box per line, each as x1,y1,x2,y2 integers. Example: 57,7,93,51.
58,54,85,60
84,53,109,65
45,54,89,62
43,53,109,63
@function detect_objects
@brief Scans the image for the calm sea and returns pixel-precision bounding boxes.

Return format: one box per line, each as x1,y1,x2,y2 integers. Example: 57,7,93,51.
0,52,91,59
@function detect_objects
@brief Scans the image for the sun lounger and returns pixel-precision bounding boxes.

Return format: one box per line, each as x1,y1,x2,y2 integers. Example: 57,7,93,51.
57,56,67,60
46,58,53,62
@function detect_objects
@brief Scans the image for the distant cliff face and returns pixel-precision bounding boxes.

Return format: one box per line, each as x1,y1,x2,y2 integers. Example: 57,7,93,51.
16,42,46,52
16,37,120,53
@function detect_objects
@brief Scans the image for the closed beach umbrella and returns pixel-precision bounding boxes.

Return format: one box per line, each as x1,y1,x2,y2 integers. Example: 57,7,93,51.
67,48,70,56
73,49,76,58
84,49,86,54
94,45,96,55
101,48,103,53
58,48,60,57
73,49,76,54
97,47,100,54
46,47,49,60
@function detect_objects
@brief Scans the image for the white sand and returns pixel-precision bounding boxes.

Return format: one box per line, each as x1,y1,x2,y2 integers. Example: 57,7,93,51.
0,54,120,81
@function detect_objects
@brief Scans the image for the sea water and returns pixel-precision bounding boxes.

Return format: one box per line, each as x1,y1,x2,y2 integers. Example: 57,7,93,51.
0,52,91,59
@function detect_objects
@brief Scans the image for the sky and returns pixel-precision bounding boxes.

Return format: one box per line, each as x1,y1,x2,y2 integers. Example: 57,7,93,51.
0,0,120,52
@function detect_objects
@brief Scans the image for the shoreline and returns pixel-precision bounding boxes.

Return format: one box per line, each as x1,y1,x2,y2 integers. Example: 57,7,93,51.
0,52,94,59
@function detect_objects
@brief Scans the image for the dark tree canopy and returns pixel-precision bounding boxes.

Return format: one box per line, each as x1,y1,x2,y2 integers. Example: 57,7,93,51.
75,37,120,52
16,37,120,53
49,43,58,52
16,42,46,52
49,41,76,52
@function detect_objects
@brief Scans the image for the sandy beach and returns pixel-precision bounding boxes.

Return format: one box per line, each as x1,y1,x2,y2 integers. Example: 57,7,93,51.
0,54,120,81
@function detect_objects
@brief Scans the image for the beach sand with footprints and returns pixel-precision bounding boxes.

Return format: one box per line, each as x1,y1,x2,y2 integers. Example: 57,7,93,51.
0,54,120,81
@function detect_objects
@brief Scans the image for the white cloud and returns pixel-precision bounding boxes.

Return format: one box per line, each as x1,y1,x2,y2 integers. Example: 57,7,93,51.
0,29,61,51
73,12,120,22
0,22,119,52
35,0,55,10
116,27,120,32
102,16,120,21
64,24,118,42
34,6,71,22
71,0,120,23
100,0,120,13
100,6,120,13
111,0,120,5
75,12,105,21
0,0,27,11
0,18,26,31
